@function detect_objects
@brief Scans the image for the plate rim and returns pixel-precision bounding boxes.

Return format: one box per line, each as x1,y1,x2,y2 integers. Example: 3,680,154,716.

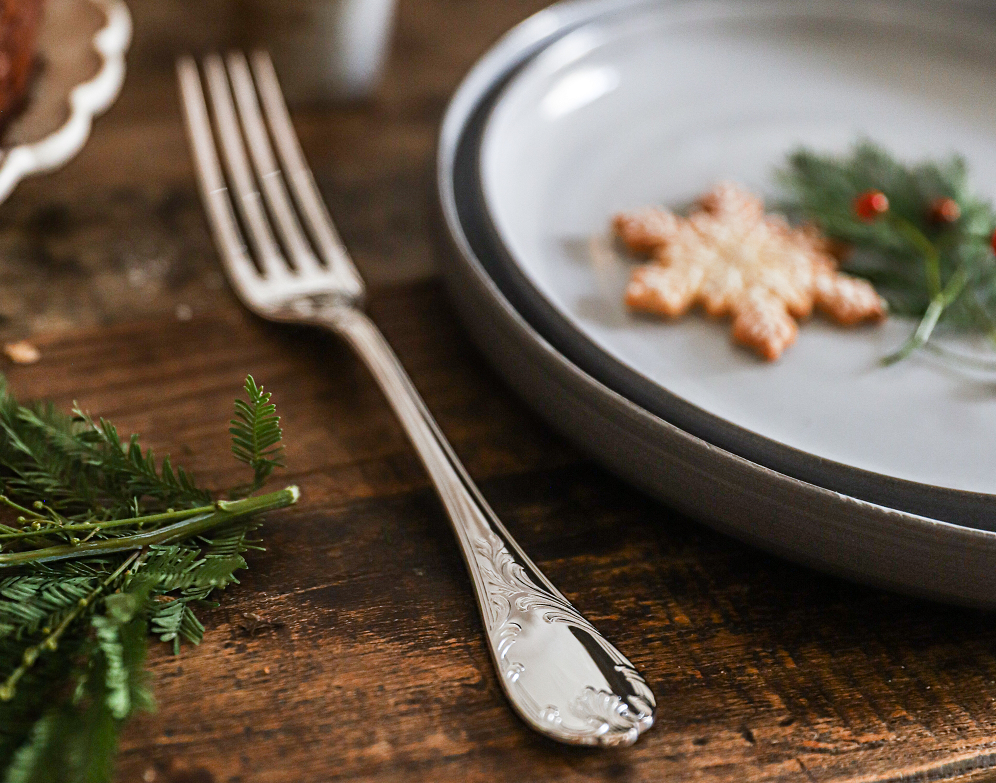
469,0,996,529
0,0,132,205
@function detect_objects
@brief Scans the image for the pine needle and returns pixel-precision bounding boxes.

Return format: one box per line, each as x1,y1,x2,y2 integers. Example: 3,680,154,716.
0,374,297,782
229,375,285,498
777,139,996,362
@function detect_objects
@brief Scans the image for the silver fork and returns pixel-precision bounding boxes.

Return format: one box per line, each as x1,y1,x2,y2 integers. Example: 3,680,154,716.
176,51,655,747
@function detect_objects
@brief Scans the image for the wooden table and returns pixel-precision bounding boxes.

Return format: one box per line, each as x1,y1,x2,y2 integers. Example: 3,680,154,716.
3,1,996,781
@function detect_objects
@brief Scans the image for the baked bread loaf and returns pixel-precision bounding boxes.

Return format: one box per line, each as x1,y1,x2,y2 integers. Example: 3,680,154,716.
0,0,42,127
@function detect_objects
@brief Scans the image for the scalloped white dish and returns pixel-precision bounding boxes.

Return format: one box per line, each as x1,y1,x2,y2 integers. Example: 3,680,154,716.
477,0,996,527
0,0,131,204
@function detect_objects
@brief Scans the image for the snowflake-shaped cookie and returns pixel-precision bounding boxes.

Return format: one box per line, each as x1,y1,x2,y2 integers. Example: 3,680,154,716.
614,183,886,360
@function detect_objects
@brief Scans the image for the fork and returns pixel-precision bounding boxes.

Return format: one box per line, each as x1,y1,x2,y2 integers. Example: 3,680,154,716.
176,51,655,747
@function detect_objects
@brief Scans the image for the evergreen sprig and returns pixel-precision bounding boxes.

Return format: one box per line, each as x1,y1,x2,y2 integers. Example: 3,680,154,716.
230,375,284,497
0,375,297,782
777,140,996,363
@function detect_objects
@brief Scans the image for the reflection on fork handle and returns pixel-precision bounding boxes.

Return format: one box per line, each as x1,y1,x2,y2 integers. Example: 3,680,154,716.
323,306,656,747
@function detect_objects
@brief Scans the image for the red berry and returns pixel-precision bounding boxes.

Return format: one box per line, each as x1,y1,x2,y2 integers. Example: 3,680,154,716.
928,197,961,224
854,190,889,222
991,229,996,256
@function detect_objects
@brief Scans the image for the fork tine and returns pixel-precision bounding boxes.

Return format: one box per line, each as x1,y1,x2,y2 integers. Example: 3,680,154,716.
249,51,365,299
203,53,290,281
176,56,264,305
225,51,326,278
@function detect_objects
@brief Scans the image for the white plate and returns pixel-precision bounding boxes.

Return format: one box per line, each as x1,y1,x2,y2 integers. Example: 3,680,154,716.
479,0,996,522
438,0,996,606
0,0,131,204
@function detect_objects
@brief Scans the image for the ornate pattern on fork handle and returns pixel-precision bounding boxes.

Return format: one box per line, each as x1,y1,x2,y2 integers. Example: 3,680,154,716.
474,529,655,744
319,305,656,747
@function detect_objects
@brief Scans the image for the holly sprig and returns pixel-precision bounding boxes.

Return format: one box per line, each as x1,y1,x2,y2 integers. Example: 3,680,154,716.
0,375,297,782
777,140,996,364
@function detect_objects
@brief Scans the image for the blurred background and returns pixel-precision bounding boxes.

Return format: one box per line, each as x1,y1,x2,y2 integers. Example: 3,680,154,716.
0,0,550,344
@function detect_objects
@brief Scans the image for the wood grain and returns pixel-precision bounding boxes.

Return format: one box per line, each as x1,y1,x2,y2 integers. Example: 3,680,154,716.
6,285,996,783
0,0,995,780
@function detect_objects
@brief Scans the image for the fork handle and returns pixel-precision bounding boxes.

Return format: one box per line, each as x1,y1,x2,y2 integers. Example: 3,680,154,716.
323,307,655,747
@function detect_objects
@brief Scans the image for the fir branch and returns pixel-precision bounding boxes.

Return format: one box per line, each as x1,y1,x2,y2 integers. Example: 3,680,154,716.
70,410,213,512
0,574,97,641
777,140,996,362
0,374,296,782
0,375,214,523
0,552,142,701
230,375,284,497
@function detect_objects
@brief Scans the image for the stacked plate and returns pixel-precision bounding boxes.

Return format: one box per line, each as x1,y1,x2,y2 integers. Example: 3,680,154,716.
437,0,996,606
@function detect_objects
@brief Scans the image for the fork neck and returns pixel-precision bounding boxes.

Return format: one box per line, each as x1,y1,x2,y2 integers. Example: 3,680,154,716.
275,291,367,324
